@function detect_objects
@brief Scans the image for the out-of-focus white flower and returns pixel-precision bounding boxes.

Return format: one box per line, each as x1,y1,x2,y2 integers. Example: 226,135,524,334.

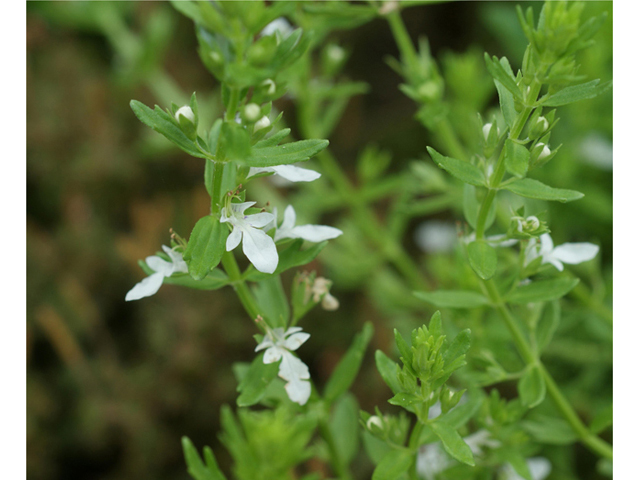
273,205,343,243
516,215,540,233
126,246,188,301
366,415,383,430
243,103,261,123
414,221,457,253
463,232,518,248
309,276,340,311
248,165,321,183
502,457,552,480
261,17,294,38
255,326,311,405
578,133,613,171
525,233,599,271
261,78,277,96
221,201,278,274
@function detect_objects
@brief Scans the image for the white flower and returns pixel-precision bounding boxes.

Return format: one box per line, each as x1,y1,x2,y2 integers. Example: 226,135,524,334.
525,233,599,271
463,232,518,248
502,457,551,480
248,165,321,183
414,221,457,253
273,205,343,242
261,17,294,38
125,246,188,301
221,201,278,274
310,276,340,311
255,326,311,405
175,106,195,124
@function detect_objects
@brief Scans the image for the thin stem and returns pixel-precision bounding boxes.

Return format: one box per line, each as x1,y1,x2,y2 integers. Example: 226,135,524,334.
407,421,425,480
386,10,419,68
211,162,225,214
483,279,613,459
224,87,241,122
221,252,262,324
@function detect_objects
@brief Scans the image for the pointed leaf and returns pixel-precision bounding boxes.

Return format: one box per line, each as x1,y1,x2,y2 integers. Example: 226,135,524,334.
518,364,546,408
375,350,403,394
540,80,612,107
237,354,280,407
505,138,530,178
184,216,228,280
429,420,475,466
182,437,227,480
484,53,523,100
372,448,413,480
503,178,584,202
245,139,329,167
468,241,497,280
427,147,486,187
508,278,579,304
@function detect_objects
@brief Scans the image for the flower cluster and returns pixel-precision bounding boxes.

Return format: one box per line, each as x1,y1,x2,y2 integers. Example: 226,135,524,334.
125,246,188,301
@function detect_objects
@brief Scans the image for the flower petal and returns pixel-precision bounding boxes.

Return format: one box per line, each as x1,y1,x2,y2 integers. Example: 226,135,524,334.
271,165,321,182
552,243,599,265
283,332,310,351
247,167,274,179
230,201,256,215
539,233,554,254
278,351,310,381
284,378,311,405
262,346,283,364
125,272,165,301
544,256,565,271
245,212,275,229
287,225,343,242
280,205,297,232
226,226,242,251
241,227,278,274
284,326,303,336
145,255,172,275
255,336,275,352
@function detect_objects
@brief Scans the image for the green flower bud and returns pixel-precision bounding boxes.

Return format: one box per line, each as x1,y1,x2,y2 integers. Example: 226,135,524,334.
242,103,262,123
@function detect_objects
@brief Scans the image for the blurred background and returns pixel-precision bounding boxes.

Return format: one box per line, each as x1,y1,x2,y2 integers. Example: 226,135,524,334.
27,2,612,479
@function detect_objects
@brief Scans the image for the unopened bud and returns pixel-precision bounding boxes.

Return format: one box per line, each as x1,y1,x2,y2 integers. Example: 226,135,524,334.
261,79,276,96
175,106,195,124
525,216,540,230
536,142,551,161
243,103,262,123
366,416,383,430
327,44,345,63
418,81,440,102
482,123,492,141
529,116,549,138
321,293,339,311
254,115,271,131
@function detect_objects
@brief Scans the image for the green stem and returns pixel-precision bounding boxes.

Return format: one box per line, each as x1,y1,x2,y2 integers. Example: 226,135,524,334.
221,252,262,324
224,86,241,122
386,9,419,68
211,162,225,214
407,421,425,480
483,279,613,459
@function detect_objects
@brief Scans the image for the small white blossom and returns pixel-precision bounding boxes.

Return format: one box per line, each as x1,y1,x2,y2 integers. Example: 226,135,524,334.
248,165,321,183
254,115,271,131
261,79,277,96
125,246,188,301
220,201,278,274
516,215,540,233
502,457,551,480
175,106,195,124
255,326,311,405
525,233,599,271
261,17,294,38
414,221,457,253
273,205,343,242
309,276,340,311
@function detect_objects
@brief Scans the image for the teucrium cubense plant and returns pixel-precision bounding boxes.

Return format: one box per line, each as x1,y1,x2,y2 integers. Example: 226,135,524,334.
125,1,612,479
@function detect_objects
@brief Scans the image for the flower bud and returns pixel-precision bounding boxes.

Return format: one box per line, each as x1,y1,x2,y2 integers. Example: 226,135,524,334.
254,115,271,131
242,103,262,123
418,81,441,102
529,116,549,138
366,415,383,431
327,44,345,63
321,292,339,311
175,106,195,124
536,142,551,161
261,79,276,96
525,216,540,230
482,123,492,141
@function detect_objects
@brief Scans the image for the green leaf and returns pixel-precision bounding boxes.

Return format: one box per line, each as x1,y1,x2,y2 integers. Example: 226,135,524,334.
375,350,402,395
236,354,280,407
505,139,530,178
540,80,612,107
252,276,289,328
184,216,228,281
484,53,522,100
324,322,374,403
589,404,613,434
414,290,489,309
429,420,475,466
394,329,414,371
329,394,360,467
216,122,251,162
372,448,413,480
245,240,327,282
245,139,329,168
388,392,422,409
467,241,497,280
503,178,584,203
504,452,532,480
182,437,227,480
254,128,291,147
522,414,577,445
130,100,206,158
438,389,483,429
518,364,546,408
508,278,579,304
535,300,560,353
443,329,471,366
427,147,486,187
463,184,496,230
495,79,516,127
